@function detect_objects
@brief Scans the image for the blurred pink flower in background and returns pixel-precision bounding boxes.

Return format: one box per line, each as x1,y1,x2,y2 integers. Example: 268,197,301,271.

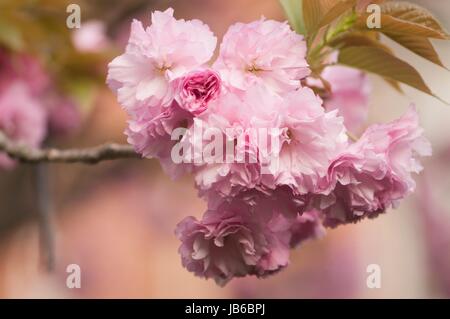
0,50,50,96
0,48,81,150
72,20,109,53
45,96,81,136
0,81,47,169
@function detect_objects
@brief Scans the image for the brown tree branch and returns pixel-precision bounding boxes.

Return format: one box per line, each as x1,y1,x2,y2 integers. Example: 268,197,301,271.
0,132,140,164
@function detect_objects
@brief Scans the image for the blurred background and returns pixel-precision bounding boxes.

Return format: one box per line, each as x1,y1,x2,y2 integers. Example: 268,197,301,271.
0,0,449,298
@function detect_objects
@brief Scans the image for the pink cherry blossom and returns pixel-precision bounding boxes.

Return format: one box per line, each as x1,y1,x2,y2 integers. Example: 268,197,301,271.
175,187,323,285
107,8,217,110
106,9,434,285
321,66,371,133
175,69,221,115
0,81,47,169
364,106,431,188
125,100,195,177
261,87,348,194
190,84,284,198
213,17,309,95
191,85,347,198
322,106,431,227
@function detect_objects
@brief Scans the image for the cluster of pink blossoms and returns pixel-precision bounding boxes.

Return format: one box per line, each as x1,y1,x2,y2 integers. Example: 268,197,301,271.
0,49,80,169
107,9,431,285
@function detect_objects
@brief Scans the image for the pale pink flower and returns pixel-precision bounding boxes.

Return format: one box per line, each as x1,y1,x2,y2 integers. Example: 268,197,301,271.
0,81,47,169
191,85,284,198
188,117,262,199
191,86,346,198
175,69,221,115
321,66,371,133
213,17,309,95
367,106,431,187
322,106,431,227
201,83,284,129
175,188,323,285
107,8,217,110
175,208,266,286
125,101,194,178
261,87,348,194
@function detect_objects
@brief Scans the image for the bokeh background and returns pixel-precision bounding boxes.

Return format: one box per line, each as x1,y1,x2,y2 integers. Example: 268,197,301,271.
0,0,449,298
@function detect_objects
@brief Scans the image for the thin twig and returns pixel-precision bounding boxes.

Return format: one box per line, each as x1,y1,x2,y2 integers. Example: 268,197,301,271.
0,132,140,164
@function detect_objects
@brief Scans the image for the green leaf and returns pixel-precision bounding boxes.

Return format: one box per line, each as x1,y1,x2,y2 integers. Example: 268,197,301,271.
357,13,448,39
381,1,449,37
320,0,339,12
330,32,402,91
357,1,449,40
318,0,357,28
303,0,323,33
383,77,403,94
384,33,446,68
338,46,434,96
280,0,306,35
329,31,383,50
356,0,386,11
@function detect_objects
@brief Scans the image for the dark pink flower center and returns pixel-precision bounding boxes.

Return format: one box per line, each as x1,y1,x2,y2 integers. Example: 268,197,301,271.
183,71,220,104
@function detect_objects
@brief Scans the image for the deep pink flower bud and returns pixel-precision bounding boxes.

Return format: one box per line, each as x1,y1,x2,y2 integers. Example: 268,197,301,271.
177,69,221,116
